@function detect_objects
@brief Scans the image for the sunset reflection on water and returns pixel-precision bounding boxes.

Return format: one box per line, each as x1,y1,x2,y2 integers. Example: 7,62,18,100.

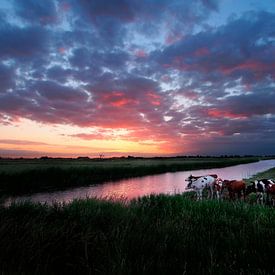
5,159,275,205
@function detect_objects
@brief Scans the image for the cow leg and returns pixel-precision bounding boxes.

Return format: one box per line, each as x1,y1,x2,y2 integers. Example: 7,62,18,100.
199,189,203,200
210,185,214,199
266,192,270,205
196,190,202,201
259,193,264,205
258,193,262,204
206,186,211,199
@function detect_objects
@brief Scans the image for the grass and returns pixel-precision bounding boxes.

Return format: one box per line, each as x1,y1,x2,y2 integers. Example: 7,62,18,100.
1,194,275,274
248,167,275,181
1,165,275,274
0,156,261,195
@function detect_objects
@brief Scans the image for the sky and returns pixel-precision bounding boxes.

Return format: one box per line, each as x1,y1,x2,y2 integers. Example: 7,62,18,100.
0,0,275,158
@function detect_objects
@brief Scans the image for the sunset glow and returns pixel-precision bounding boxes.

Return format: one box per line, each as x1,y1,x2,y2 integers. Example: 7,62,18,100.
0,0,275,157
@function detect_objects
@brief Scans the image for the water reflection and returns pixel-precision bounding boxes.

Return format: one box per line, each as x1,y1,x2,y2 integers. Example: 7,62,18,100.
5,159,275,205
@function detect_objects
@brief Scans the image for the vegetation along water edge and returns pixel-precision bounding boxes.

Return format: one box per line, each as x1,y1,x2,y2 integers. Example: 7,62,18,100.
0,156,263,195
0,167,275,274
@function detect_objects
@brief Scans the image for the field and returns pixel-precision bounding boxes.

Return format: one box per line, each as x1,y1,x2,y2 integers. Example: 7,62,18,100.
0,156,260,195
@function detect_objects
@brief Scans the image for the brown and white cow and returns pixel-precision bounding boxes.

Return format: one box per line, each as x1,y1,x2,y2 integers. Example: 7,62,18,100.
185,174,218,200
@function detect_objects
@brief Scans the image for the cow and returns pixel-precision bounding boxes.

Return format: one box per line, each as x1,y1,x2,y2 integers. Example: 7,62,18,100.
222,180,246,200
214,178,223,200
185,175,217,200
266,184,275,206
246,179,275,204
185,174,218,189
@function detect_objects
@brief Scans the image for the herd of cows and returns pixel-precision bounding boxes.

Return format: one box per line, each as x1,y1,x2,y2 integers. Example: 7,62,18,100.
185,174,275,205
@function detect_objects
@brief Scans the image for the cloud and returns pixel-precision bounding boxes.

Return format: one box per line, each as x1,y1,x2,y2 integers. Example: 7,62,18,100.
34,81,87,101
12,0,58,25
157,11,275,84
0,25,49,59
0,1,275,155
0,139,49,146
0,64,14,92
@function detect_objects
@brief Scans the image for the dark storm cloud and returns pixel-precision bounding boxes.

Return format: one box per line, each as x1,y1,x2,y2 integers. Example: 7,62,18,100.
157,11,275,84
0,92,27,112
0,64,14,92
0,26,49,59
46,66,75,83
33,81,88,101
12,0,58,25
218,88,275,117
69,48,129,71
68,0,218,25
201,0,219,11
65,0,220,47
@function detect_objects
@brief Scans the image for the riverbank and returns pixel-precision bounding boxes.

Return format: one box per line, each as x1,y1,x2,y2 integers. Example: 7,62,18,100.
0,156,260,195
1,193,275,274
1,165,275,274
247,166,275,181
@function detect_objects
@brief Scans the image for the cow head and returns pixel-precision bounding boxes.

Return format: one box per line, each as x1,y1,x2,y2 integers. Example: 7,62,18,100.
185,175,194,189
246,182,256,195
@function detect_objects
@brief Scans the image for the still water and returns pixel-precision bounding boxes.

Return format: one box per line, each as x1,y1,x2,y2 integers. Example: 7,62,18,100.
5,159,275,205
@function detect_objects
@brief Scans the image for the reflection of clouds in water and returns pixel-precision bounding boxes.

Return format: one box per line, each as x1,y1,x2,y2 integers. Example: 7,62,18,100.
5,160,275,206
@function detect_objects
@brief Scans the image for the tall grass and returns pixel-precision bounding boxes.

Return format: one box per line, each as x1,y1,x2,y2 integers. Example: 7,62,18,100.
248,167,275,181
1,194,275,274
0,157,260,195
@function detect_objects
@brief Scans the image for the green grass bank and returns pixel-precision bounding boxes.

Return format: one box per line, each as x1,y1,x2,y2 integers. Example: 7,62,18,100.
1,194,275,274
0,156,260,195
248,166,275,181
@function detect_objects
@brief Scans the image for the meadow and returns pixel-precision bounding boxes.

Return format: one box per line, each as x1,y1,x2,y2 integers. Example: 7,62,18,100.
0,156,260,195
1,191,275,274
0,165,275,274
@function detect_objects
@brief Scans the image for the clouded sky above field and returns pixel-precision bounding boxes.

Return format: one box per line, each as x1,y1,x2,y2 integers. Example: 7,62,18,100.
0,0,275,157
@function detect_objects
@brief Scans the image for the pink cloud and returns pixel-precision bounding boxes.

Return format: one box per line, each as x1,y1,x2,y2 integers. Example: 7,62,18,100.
183,90,199,100
207,108,247,119
193,47,210,57
165,33,183,45
134,50,148,58
146,92,161,106
221,60,275,79
0,139,49,146
100,91,139,107
58,47,66,54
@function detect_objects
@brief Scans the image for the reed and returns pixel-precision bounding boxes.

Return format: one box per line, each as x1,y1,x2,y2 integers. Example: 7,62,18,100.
0,193,275,274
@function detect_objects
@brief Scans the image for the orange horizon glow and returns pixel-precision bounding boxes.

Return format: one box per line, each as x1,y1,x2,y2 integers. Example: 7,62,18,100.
0,118,183,158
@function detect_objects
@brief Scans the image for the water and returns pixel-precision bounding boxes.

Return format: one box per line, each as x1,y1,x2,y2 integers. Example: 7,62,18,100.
5,159,275,205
